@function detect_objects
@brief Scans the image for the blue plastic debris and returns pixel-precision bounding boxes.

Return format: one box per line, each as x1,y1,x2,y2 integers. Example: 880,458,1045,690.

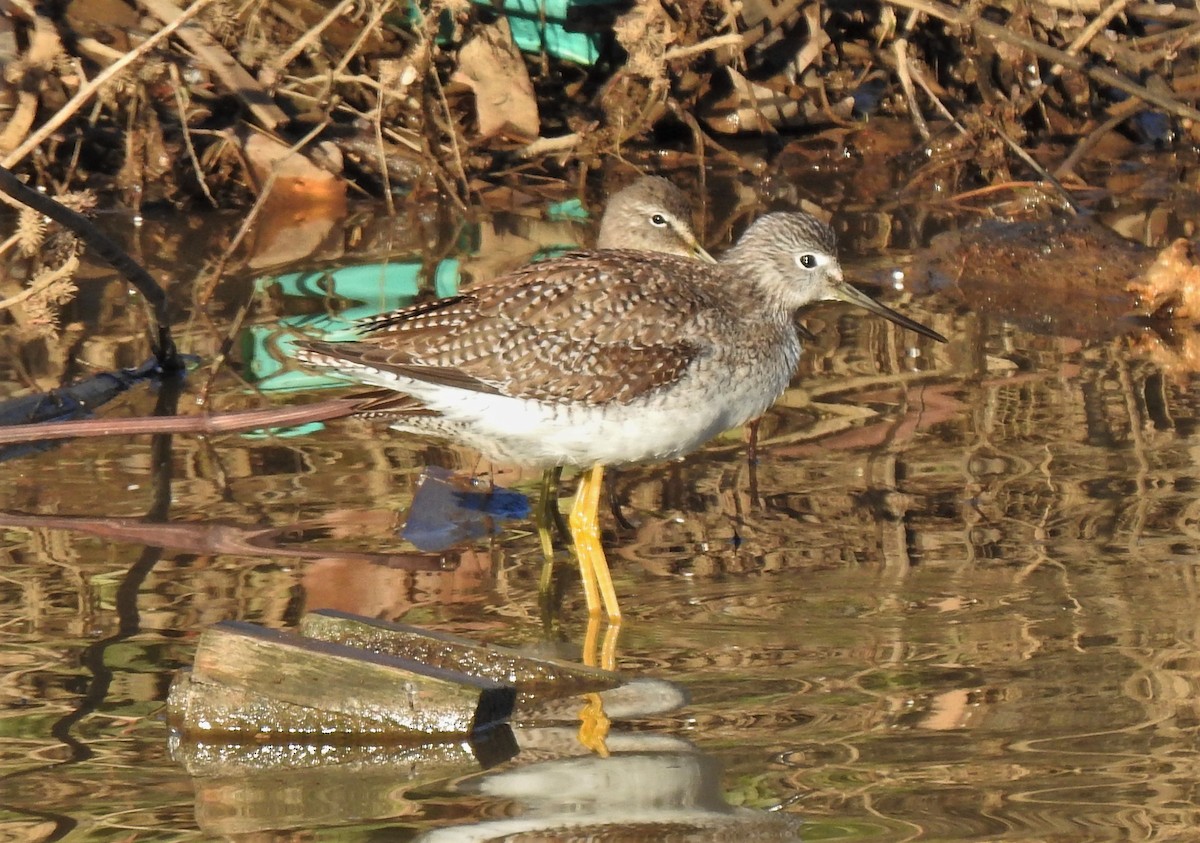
403,465,532,552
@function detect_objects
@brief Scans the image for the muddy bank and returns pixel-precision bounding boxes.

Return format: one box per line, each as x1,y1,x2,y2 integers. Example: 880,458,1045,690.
2,0,1199,209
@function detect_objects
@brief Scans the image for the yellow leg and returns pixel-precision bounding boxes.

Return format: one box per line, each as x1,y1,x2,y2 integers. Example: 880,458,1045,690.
536,466,563,578
569,468,622,755
580,612,622,672
535,465,571,564
583,611,601,665
535,468,555,564
569,467,601,614
568,465,621,622
600,621,620,672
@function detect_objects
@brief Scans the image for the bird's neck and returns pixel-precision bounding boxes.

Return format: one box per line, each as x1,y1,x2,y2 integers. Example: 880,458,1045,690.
721,269,798,320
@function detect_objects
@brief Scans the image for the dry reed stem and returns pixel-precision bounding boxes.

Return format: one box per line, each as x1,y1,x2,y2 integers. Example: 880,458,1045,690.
194,119,330,402
268,0,358,72
661,32,744,62
0,397,370,444
1,0,222,169
168,63,217,207
0,254,78,312
885,0,1200,123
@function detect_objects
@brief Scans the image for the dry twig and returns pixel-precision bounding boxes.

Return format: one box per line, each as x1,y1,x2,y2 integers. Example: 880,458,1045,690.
1,0,222,169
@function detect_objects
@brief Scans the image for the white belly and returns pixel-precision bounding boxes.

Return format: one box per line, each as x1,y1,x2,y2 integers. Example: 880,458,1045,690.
357,345,800,468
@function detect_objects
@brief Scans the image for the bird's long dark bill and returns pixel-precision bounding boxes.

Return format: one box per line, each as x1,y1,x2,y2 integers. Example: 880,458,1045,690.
835,282,947,343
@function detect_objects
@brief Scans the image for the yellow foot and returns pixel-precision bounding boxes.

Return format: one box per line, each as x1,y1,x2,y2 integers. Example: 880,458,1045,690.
577,692,611,757
575,613,620,755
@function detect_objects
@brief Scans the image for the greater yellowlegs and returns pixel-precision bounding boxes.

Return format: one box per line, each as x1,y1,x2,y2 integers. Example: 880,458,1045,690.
297,209,946,622
348,176,715,560
594,175,714,261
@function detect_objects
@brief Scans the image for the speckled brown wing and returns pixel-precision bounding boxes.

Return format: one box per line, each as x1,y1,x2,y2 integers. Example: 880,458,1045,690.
299,249,728,406
345,390,435,418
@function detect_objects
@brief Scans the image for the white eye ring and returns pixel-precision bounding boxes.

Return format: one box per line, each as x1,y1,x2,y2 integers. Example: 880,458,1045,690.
650,214,668,227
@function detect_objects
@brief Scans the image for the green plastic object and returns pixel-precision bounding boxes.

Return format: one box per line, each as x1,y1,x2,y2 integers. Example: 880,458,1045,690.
491,0,621,64
406,0,620,65
506,16,598,65
244,259,463,394
545,197,590,221
271,259,460,303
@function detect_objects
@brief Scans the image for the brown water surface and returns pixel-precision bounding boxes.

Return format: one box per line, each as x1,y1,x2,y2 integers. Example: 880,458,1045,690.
2,177,1199,841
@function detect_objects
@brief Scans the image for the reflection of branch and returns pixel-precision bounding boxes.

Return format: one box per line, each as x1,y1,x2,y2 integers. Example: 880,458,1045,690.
0,510,448,569
0,397,368,445
196,119,331,400
48,374,184,758
0,165,179,369
0,254,78,310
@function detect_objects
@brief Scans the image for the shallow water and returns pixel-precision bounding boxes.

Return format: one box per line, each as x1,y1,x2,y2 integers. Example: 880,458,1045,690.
3,179,1200,841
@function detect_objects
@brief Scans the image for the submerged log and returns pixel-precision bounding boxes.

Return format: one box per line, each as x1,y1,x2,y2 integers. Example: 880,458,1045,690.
170,620,515,739
299,610,622,704
171,731,516,836
914,213,1200,341
920,215,1156,339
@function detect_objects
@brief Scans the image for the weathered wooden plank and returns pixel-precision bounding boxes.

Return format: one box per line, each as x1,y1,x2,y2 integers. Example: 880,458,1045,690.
299,610,622,698
168,670,386,738
186,621,515,737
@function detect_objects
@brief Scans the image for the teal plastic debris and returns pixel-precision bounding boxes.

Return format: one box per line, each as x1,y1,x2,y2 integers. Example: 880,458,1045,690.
238,421,330,440
242,193,597,398
271,259,461,303
406,0,622,65
492,0,622,64
506,17,596,66
503,0,626,63
243,259,463,394
545,197,590,221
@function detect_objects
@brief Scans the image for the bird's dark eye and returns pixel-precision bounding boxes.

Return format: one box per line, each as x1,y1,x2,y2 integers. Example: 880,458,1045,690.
799,254,818,268
650,214,668,227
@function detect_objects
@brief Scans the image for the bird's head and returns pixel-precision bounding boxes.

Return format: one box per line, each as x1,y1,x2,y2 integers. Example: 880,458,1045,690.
598,176,716,263
723,212,945,343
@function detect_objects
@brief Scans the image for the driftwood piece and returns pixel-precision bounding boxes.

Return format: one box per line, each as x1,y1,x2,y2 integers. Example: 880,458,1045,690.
299,610,622,703
1127,238,1200,320
167,615,692,835
172,620,515,738
135,0,290,132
